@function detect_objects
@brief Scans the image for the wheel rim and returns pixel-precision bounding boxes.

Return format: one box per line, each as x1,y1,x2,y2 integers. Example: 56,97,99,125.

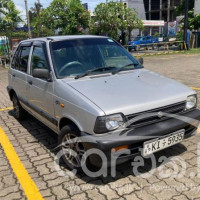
62,133,85,168
13,97,19,118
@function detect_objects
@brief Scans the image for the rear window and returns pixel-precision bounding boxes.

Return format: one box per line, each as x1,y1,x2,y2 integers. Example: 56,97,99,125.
12,45,31,73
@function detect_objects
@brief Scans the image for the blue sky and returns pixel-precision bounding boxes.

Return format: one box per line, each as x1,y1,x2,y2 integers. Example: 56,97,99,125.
13,0,107,21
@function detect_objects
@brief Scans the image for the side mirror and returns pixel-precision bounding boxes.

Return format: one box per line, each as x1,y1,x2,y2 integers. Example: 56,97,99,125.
33,68,52,81
138,57,144,65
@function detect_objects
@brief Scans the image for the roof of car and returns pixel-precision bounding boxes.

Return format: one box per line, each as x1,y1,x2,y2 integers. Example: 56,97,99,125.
22,35,109,43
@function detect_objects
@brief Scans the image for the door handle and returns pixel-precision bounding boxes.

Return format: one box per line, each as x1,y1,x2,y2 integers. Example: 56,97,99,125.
28,80,32,85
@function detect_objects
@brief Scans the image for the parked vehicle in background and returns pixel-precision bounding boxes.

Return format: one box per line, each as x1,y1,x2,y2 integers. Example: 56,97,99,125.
128,36,158,51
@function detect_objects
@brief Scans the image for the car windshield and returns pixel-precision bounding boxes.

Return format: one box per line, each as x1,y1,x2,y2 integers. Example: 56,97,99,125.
50,38,142,78
133,37,141,41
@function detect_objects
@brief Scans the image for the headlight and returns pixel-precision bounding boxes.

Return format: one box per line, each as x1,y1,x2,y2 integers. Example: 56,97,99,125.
185,95,197,110
94,114,125,134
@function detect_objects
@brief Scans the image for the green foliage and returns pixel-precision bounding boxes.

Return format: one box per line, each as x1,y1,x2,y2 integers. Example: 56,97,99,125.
28,2,54,37
188,10,200,30
40,0,90,35
176,31,184,41
153,32,159,37
175,0,200,30
0,0,23,33
178,10,200,30
90,1,143,40
175,0,194,15
0,31,28,39
29,2,42,23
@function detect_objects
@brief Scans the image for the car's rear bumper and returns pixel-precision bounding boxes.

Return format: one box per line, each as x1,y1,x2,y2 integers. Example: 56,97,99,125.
82,109,200,167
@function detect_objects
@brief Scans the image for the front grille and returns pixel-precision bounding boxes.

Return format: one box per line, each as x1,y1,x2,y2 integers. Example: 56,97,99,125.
126,101,186,128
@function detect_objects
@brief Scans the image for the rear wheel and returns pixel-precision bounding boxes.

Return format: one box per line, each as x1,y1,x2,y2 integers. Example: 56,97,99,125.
12,94,26,120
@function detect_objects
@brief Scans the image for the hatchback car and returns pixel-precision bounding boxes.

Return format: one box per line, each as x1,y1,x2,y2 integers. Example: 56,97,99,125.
7,35,200,171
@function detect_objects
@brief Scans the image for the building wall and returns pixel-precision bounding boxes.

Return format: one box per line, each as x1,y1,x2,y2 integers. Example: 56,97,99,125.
144,0,182,21
125,0,146,20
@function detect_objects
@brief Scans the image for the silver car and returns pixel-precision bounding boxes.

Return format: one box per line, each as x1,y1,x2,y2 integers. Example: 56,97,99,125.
7,35,200,172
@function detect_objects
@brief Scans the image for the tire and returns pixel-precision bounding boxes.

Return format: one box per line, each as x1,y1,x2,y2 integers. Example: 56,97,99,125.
12,94,26,120
58,125,92,173
135,46,140,51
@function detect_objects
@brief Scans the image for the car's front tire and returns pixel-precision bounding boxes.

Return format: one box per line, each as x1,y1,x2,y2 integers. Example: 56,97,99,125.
58,125,91,173
12,94,26,120
135,46,140,51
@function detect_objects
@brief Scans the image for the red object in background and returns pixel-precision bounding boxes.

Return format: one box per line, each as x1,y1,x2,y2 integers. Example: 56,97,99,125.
11,39,21,50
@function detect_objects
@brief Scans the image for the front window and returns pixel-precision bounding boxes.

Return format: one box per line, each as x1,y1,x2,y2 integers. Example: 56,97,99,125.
133,37,141,41
50,38,142,78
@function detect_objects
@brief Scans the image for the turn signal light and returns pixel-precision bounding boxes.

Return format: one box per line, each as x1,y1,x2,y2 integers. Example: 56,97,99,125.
112,145,128,152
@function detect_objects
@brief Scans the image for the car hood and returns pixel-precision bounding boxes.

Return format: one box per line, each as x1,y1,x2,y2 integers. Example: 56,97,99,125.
65,69,194,115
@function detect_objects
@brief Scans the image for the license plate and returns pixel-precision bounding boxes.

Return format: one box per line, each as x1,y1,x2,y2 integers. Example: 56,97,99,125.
142,130,185,157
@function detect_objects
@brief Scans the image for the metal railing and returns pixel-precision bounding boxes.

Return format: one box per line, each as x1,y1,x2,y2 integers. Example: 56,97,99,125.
124,41,186,57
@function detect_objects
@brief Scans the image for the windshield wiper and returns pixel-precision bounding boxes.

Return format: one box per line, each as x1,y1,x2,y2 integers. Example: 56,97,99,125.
112,63,139,75
75,66,116,79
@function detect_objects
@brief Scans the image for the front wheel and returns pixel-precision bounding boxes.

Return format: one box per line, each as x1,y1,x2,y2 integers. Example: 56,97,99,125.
135,46,140,51
12,94,26,120
58,125,91,172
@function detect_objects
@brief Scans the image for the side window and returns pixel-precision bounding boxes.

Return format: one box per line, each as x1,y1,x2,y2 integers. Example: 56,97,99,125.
30,46,48,75
11,47,20,69
19,46,31,72
11,46,31,73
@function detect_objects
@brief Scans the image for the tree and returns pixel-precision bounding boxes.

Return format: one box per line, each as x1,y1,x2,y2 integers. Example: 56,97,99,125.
0,0,23,33
176,0,200,31
28,2,53,37
175,0,194,16
90,2,143,42
29,2,42,23
41,0,90,35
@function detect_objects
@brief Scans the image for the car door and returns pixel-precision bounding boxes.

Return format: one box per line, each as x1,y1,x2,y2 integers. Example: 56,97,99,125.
146,36,151,44
10,42,32,103
139,37,146,46
26,41,57,131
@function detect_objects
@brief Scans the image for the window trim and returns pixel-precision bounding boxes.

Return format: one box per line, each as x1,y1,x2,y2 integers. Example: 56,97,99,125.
30,42,51,79
11,43,31,74
11,45,20,69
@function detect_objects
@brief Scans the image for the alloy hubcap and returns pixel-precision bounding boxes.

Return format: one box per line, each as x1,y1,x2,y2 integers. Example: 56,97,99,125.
62,133,85,168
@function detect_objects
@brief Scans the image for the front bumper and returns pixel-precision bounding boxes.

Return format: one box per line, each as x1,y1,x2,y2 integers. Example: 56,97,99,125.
82,109,200,166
